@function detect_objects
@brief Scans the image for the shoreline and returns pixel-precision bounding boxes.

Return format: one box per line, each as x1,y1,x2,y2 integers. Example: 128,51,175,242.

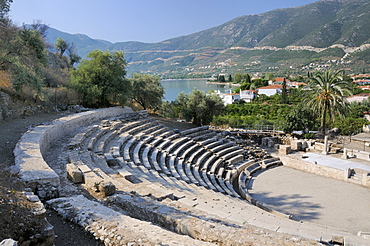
161,78,212,81
207,81,241,87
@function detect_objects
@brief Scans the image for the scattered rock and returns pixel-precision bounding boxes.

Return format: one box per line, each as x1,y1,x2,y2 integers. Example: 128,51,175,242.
66,163,84,184
97,182,116,196
0,239,18,246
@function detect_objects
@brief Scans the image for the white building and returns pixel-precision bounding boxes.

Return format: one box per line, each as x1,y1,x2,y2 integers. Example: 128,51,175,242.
257,85,282,97
218,93,240,105
240,90,256,102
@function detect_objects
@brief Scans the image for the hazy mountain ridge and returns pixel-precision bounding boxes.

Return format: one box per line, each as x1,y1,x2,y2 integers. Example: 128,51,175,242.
44,0,370,75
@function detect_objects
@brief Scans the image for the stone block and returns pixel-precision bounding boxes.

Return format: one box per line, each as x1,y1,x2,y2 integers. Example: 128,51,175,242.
98,181,116,196
331,236,344,245
279,145,291,155
261,137,269,146
267,139,275,148
290,140,302,151
0,239,18,246
66,163,84,184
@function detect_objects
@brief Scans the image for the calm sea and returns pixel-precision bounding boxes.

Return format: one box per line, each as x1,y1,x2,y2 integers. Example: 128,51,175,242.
161,79,231,102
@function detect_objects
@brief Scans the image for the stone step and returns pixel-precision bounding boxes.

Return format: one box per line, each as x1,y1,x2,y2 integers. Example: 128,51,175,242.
47,195,214,246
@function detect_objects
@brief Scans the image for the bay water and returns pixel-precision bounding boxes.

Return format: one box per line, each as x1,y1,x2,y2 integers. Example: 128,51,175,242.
160,79,231,102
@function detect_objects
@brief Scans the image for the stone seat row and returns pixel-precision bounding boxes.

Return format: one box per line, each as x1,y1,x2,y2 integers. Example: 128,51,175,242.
64,115,221,197
102,124,245,198
66,114,250,200
236,157,282,203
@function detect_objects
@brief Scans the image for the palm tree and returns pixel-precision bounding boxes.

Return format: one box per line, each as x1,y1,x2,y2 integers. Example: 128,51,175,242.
305,70,353,134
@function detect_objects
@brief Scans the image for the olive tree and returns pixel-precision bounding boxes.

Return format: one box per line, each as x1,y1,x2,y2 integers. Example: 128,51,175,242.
70,50,131,107
176,89,224,126
130,73,164,110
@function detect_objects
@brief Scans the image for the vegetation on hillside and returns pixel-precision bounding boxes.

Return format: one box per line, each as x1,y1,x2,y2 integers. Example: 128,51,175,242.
160,89,224,126
70,50,131,107
43,0,370,77
304,70,353,133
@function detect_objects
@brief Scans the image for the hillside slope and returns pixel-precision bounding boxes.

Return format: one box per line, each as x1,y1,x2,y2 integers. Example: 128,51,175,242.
45,0,370,76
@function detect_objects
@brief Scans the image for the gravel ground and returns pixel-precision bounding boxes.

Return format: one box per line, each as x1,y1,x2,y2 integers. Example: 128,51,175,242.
248,165,370,234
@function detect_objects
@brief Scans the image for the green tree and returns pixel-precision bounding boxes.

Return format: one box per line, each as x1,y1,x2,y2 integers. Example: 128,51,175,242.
263,72,274,82
234,73,242,83
242,73,251,83
218,75,226,82
240,82,251,90
66,44,81,67
176,89,223,126
281,106,317,134
10,27,47,93
0,0,12,20
70,50,131,107
252,78,268,88
228,74,233,82
130,73,164,110
304,70,353,133
281,78,287,104
55,37,68,58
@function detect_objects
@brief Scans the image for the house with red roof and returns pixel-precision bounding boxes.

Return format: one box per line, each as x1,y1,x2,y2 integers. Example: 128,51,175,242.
257,84,282,96
274,77,290,84
289,82,307,88
359,85,370,90
346,93,370,103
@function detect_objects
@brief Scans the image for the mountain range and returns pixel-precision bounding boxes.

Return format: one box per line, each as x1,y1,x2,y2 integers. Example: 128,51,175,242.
44,0,370,77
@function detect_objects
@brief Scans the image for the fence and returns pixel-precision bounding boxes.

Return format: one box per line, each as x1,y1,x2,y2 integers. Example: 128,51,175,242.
230,124,281,131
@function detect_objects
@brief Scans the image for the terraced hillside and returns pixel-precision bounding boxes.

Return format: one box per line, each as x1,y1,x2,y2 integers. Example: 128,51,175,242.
45,0,370,76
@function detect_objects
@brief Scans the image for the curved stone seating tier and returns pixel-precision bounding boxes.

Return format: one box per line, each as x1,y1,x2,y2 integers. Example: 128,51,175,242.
98,119,250,197
165,137,191,154
198,137,218,147
172,139,196,157
179,126,218,141
67,125,99,150
179,144,201,161
208,141,235,153
17,108,368,245
14,107,135,199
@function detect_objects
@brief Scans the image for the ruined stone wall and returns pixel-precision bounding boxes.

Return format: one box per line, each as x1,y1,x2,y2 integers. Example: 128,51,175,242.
279,155,345,181
14,107,134,200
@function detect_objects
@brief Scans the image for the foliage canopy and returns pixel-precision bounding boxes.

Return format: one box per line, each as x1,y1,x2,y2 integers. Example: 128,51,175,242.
304,70,353,133
130,73,164,110
70,50,131,107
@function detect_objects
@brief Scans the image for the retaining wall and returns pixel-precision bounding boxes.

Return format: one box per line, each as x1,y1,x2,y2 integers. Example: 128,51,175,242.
279,155,345,181
13,106,134,200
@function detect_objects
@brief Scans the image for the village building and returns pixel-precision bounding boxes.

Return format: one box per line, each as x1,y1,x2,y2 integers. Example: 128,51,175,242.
240,90,257,103
346,93,370,103
353,79,370,85
359,85,370,90
215,90,240,105
288,81,307,88
273,77,290,84
257,84,282,97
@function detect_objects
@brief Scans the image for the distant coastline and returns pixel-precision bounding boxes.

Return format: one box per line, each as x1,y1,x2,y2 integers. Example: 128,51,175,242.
161,78,211,81
207,81,241,87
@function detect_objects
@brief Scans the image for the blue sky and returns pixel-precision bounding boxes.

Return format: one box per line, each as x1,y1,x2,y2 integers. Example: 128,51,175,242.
10,0,318,43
